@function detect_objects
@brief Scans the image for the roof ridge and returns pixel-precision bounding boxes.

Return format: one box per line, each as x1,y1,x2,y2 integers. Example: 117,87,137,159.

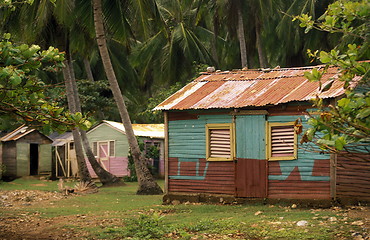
200,64,336,75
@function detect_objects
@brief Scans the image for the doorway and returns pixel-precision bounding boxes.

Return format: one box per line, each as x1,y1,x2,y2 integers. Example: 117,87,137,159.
30,144,39,175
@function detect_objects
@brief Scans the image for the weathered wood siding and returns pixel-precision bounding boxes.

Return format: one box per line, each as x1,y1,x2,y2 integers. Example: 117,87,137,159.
235,115,267,197
267,115,331,199
168,114,235,195
87,124,129,156
236,115,266,159
2,142,16,177
336,153,370,200
39,144,52,173
86,157,129,178
16,142,30,176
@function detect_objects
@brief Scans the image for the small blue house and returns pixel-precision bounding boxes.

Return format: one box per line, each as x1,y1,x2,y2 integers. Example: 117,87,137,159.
155,64,370,202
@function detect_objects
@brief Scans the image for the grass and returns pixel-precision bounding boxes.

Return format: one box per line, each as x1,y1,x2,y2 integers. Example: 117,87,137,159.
0,178,361,239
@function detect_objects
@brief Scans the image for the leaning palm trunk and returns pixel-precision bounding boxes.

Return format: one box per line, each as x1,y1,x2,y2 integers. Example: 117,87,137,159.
92,0,162,194
63,61,92,183
67,55,122,186
237,6,248,68
255,17,268,68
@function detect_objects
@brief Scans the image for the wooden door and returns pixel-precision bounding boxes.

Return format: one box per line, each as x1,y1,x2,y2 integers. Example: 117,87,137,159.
235,115,267,198
236,159,267,197
98,142,110,171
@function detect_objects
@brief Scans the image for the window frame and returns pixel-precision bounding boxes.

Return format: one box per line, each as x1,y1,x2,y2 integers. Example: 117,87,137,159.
266,122,297,161
92,140,115,157
206,123,235,161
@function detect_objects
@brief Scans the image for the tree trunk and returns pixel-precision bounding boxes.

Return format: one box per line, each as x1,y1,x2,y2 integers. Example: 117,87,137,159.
83,57,95,81
92,0,163,195
68,55,122,186
255,16,268,68
211,15,219,66
63,60,92,183
237,7,248,68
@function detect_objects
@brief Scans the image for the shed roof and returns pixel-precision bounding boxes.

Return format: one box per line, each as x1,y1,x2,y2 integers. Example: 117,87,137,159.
154,64,361,111
0,125,52,142
49,132,74,146
91,120,164,139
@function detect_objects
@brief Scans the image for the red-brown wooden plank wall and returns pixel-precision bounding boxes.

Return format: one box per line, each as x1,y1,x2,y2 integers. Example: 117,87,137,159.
336,153,370,200
168,157,235,195
268,161,331,199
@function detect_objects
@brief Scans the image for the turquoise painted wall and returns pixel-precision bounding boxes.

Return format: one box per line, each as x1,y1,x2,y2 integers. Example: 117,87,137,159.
267,115,330,181
236,115,266,159
87,124,129,156
168,115,233,159
168,112,330,182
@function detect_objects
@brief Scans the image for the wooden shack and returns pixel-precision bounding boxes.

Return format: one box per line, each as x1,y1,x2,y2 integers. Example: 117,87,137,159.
86,120,165,178
50,132,78,178
0,125,52,178
154,64,370,203
51,121,165,178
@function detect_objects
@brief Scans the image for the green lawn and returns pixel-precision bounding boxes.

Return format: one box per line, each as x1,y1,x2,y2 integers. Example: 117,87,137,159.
0,179,361,239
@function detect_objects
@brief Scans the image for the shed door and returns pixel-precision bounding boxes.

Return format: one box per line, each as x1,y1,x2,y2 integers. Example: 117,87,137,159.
235,115,267,198
98,142,110,171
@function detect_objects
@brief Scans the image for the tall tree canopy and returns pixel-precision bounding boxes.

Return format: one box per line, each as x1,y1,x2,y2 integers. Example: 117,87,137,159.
296,0,370,153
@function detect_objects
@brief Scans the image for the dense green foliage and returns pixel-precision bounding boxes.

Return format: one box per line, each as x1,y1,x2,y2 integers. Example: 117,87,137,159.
0,0,340,127
0,34,90,132
296,0,370,153
1,0,368,154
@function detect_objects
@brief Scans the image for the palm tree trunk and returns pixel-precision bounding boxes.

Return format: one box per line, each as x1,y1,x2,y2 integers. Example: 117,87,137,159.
237,7,248,68
255,17,268,68
63,60,92,183
93,0,162,195
83,57,95,81
67,55,122,186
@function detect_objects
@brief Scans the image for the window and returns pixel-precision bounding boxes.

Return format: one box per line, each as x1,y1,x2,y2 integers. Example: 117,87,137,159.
92,142,98,156
109,141,115,157
92,141,115,157
206,123,235,161
267,122,297,160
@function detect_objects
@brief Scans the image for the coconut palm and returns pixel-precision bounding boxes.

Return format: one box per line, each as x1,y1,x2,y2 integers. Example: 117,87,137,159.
92,0,163,195
3,0,122,185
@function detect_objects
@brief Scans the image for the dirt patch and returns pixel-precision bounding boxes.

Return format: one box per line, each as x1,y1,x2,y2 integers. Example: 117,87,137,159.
0,190,369,240
0,190,68,208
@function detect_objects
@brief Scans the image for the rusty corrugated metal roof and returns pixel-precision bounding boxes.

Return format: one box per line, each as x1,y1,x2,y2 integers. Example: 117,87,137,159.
154,65,361,111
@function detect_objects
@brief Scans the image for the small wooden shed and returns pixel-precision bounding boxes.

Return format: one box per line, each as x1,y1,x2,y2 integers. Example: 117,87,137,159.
86,120,165,178
51,121,165,178
155,64,370,203
50,132,78,178
0,125,52,178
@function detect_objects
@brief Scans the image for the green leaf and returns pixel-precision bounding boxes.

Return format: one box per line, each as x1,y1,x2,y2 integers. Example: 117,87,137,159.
334,137,346,150
319,51,331,63
356,108,370,119
10,75,22,86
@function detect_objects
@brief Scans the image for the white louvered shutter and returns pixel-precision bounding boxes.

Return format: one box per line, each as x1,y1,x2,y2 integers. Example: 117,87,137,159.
209,128,231,158
270,125,295,157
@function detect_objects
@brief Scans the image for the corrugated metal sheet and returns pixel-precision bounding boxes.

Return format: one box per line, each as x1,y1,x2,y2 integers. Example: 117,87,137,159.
103,120,164,139
0,125,36,142
154,65,361,110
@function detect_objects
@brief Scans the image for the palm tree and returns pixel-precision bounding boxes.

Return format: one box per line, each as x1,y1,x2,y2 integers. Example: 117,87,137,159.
5,0,122,185
92,0,163,195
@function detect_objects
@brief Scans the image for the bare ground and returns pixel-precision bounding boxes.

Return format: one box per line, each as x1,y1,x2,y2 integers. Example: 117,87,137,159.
0,190,369,240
